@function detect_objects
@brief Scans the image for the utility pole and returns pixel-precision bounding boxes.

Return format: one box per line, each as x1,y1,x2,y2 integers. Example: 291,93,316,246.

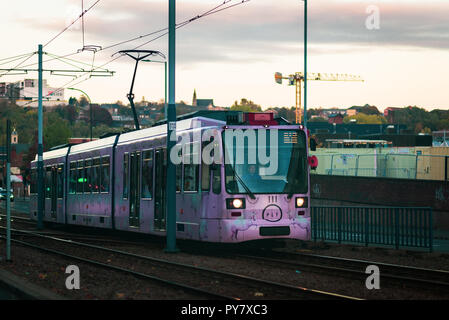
165,0,178,253
6,119,11,261
304,0,308,128
37,44,44,230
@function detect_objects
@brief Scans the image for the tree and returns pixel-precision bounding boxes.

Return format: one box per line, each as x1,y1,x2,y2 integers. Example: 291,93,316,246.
359,105,380,115
54,105,78,125
343,113,387,124
230,98,262,112
79,95,89,108
68,97,78,106
43,113,72,150
91,106,113,127
309,117,328,122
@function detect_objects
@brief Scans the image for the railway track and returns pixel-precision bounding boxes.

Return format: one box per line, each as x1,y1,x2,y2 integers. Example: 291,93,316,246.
3,214,448,294
228,249,449,293
0,214,157,246
0,227,361,300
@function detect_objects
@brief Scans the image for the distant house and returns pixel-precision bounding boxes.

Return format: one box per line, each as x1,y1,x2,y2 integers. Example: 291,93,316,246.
347,105,380,117
196,99,214,108
1,79,66,107
0,130,30,197
328,113,344,124
319,109,347,120
384,107,402,123
101,104,120,116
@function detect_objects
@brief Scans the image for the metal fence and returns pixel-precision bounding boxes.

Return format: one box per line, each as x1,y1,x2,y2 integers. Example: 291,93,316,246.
311,206,433,251
312,153,449,181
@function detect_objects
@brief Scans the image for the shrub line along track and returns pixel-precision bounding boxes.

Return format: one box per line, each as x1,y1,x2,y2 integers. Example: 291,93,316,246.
228,249,449,293
0,226,361,300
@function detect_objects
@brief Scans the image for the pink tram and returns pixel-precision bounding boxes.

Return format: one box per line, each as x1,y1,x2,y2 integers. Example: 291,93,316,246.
30,111,315,243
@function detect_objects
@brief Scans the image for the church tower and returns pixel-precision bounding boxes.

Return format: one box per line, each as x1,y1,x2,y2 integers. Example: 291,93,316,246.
192,89,197,106
11,128,18,144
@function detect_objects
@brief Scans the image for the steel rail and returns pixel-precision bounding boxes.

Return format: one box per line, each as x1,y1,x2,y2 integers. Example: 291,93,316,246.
232,250,449,292
0,235,233,300
2,228,361,300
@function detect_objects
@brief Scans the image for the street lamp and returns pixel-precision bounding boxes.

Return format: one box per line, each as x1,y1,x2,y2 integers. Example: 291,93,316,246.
142,59,167,119
67,87,93,141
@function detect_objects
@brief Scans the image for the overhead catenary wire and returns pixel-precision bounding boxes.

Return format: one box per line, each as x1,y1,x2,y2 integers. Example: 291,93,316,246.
3,0,251,102
32,0,251,99
0,52,36,79
43,0,101,48
16,0,249,70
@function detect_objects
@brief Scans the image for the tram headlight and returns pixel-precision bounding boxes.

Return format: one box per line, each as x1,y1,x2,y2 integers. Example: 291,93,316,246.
226,198,246,209
295,197,307,208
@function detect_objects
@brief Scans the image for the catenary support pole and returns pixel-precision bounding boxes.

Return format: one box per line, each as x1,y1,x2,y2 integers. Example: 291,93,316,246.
304,0,308,129
37,44,44,230
165,61,167,119
165,0,178,253
6,119,11,261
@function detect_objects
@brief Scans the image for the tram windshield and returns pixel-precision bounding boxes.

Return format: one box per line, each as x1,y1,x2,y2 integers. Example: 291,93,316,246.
223,129,308,195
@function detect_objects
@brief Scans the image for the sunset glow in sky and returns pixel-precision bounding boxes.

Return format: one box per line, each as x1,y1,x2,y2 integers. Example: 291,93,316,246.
1,0,448,111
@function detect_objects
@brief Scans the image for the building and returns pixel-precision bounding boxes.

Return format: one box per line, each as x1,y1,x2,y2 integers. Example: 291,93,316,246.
192,89,215,109
383,107,402,123
318,108,347,120
0,79,66,107
11,129,18,144
327,113,344,124
346,106,363,117
0,129,31,197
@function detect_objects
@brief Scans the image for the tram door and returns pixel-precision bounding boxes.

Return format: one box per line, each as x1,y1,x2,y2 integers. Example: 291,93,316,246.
50,166,57,218
154,148,167,231
129,151,141,227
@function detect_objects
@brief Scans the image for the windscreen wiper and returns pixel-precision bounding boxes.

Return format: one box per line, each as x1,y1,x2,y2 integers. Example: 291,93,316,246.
227,164,256,200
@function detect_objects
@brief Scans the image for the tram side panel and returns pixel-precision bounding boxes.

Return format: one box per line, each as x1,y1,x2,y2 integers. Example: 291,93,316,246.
66,146,114,229
114,139,158,234
29,154,67,225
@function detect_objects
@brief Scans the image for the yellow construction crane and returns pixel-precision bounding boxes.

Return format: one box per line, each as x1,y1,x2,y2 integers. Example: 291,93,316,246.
275,72,364,124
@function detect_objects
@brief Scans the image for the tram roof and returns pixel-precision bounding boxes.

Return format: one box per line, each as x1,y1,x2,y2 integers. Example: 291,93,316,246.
33,146,69,162
117,116,225,145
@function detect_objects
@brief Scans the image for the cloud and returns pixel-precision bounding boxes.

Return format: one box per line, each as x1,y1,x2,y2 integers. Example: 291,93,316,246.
16,0,449,67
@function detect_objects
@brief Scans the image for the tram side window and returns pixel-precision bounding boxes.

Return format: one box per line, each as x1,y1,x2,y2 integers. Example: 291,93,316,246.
57,165,64,198
123,153,129,199
212,164,221,194
176,146,183,192
141,150,153,199
45,167,52,198
69,162,76,194
76,160,84,194
201,141,210,192
176,164,182,192
92,158,101,193
84,159,92,193
183,143,199,192
30,168,37,194
174,147,182,192
201,164,210,191
101,156,110,193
